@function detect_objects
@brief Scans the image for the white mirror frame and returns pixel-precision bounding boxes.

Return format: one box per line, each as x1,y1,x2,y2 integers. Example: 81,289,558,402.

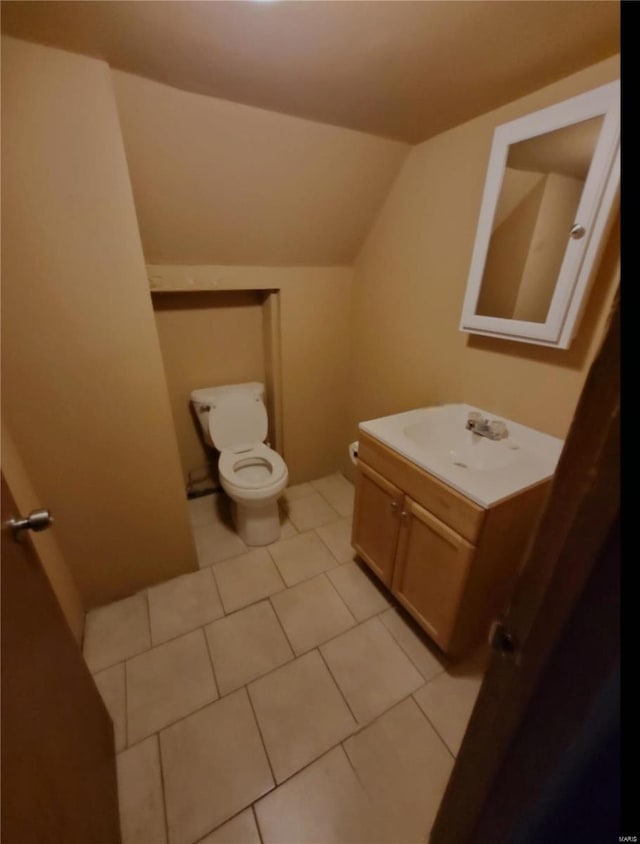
460,80,619,349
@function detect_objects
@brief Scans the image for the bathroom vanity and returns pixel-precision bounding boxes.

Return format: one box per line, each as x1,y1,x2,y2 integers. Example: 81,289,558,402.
351,405,563,657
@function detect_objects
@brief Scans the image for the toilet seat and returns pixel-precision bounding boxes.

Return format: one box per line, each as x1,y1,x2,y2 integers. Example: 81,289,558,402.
219,443,287,494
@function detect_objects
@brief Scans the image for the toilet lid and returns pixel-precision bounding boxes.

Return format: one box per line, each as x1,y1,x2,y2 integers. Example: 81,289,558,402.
208,394,268,450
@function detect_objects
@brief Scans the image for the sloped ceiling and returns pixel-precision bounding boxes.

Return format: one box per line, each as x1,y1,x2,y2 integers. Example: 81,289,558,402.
0,1,619,144
112,70,408,264
1,1,619,266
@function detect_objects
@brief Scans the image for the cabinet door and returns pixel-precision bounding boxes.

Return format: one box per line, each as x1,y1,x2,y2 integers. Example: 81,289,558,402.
352,461,403,587
392,497,475,651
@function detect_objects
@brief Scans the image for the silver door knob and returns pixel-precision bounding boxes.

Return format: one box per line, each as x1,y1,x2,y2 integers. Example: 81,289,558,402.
6,509,54,538
570,223,586,240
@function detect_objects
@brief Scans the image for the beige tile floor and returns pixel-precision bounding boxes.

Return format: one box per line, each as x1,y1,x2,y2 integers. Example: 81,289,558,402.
84,472,487,844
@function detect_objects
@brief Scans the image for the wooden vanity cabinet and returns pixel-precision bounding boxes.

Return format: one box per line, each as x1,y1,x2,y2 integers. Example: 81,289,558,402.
392,498,476,650
352,431,550,657
351,462,403,587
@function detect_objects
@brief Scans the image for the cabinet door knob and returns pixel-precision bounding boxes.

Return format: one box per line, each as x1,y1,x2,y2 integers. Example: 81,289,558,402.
390,501,398,511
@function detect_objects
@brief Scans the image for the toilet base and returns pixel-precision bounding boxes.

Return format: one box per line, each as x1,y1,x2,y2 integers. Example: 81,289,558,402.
231,499,281,546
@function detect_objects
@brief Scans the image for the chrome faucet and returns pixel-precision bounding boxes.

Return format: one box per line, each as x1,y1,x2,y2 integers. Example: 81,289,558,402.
466,411,508,440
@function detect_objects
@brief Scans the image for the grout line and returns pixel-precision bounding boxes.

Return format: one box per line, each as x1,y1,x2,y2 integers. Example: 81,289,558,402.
88,559,410,684
122,659,129,750
378,607,448,684
340,678,444,744
410,693,457,761
89,587,229,677
127,696,221,747
265,538,339,591
283,483,317,500
193,804,264,844
313,485,355,517
107,587,296,680
88,644,153,677
245,678,422,803
338,699,450,841
132,696,389,843
124,671,284,759
219,585,287,618
263,541,289,587
245,686,278,788
316,647,359,726
252,804,265,844
341,735,375,798
144,588,154,648
269,584,377,661
200,625,221,701
209,564,231,615
322,570,359,626
267,595,297,658
313,525,352,566
251,732,355,797
122,643,299,745
154,732,171,844
263,547,289,592
118,731,163,755
103,616,225,681
126,693,220,749
126,666,451,827
205,565,225,615
200,542,252,573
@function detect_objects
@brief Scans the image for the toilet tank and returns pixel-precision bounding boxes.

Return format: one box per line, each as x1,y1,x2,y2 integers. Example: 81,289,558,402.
190,382,265,445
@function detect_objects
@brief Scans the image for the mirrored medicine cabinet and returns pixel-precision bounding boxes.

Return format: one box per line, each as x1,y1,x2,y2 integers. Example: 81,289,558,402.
460,80,619,349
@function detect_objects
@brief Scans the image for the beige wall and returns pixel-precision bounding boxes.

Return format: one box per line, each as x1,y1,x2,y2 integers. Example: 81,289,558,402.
2,425,85,644
1,36,198,608
152,291,266,482
279,272,353,482
348,55,620,471
112,70,409,265
147,265,354,484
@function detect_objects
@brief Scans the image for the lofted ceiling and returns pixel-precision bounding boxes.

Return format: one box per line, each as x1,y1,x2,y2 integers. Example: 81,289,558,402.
111,69,408,264
0,0,620,144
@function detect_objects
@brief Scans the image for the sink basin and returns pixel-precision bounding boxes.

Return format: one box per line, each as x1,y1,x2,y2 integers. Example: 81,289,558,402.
359,404,563,507
403,420,518,472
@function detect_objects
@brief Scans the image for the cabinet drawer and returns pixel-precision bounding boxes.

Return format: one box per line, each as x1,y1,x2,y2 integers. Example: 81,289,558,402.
358,432,485,544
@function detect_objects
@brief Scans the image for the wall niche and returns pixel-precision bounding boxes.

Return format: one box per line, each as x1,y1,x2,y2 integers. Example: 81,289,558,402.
151,289,270,488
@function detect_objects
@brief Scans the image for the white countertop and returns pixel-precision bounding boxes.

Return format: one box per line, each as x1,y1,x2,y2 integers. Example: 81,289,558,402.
358,403,564,508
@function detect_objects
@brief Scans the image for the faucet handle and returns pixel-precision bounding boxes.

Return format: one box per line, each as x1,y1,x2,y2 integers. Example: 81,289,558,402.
489,420,508,440
466,411,483,431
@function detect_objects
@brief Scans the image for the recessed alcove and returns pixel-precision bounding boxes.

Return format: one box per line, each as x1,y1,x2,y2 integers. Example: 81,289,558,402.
151,289,282,491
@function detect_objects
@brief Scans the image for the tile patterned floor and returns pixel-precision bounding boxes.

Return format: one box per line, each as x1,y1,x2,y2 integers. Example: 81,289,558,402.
84,472,487,844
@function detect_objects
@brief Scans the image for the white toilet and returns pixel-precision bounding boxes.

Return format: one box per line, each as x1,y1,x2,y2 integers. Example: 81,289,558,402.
190,382,288,546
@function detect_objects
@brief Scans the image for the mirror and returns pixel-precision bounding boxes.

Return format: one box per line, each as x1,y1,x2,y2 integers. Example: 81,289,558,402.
460,81,619,349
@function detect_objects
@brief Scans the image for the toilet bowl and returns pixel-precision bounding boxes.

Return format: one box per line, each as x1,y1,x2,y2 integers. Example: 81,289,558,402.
190,383,288,546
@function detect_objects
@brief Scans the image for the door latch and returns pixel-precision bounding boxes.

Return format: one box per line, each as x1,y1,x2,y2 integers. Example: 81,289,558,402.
489,620,519,659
